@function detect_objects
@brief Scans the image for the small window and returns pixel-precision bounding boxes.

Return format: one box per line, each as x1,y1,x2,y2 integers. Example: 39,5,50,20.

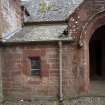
30,57,41,76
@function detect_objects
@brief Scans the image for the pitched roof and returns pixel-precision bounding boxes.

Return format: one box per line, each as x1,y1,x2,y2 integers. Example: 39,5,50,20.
21,0,83,22
4,24,73,42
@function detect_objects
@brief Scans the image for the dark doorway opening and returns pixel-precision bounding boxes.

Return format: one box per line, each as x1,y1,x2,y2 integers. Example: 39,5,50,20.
89,40,102,80
89,25,105,95
89,25,105,80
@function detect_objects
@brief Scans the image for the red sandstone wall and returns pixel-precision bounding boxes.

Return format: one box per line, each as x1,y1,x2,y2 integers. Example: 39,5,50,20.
67,0,105,96
2,44,59,100
69,0,105,40
2,43,87,100
63,44,86,97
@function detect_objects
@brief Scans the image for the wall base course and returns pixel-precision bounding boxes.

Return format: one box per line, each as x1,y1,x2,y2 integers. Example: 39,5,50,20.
1,97,105,105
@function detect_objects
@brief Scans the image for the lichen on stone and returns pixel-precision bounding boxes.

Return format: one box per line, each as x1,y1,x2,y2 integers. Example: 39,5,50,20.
39,0,47,14
39,0,58,14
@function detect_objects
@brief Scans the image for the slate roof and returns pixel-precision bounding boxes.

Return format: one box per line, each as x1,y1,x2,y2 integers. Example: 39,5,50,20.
21,0,83,22
5,24,73,42
4,0,83,42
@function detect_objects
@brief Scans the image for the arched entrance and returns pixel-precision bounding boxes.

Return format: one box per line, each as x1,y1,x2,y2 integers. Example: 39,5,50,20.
80,10,105,95
89,25,105,80
89,25,105,95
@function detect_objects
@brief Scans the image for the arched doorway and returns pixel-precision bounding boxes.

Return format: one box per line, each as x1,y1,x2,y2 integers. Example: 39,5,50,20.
79,10,105,95
89,25,105,95
89,25,105,80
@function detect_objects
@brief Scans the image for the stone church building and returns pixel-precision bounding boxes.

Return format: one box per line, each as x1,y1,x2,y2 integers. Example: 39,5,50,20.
1,0,105,104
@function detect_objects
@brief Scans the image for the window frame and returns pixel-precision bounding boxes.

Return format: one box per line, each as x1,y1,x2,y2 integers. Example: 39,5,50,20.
29,57,41,76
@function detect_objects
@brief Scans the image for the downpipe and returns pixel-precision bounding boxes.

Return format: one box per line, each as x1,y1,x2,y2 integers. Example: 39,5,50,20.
58,41,63,102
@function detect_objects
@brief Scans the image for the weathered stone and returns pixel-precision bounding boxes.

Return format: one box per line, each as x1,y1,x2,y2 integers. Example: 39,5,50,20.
22,0,83,22
0,0,21,40
1,0,105,104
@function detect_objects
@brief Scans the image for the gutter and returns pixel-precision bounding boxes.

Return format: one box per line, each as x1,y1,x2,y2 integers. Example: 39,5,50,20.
2,37,74,44
24,20,68,26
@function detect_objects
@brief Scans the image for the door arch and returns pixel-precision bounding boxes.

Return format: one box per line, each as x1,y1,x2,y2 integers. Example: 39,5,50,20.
89,25,105,80
80,10,105,95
